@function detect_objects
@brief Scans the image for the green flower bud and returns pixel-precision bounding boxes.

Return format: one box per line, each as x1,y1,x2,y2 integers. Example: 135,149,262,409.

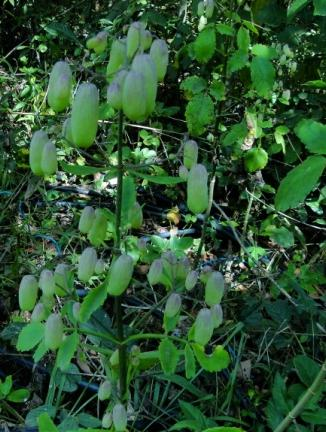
39,269,55,297
211,304,223,328
47,61,72,112
107,254,134,296
71,83,99,148
185,270,198,291
41,141,57,176
112,403,127,432
106,39,127,80
78,206,95,234
187,164,208,214
62,117,73,143
31,302,46,322
150,39,169,81
95,259,105,275
102,413,112,429
19,275,38,311
194,308,214,345
54,263,72,296
107,69,128,110
44,313,64,350
122,70,147,122
205,271,225,306
86,31,107,54
165,293,182,318
128,202,143,229
126,22,144,59
98,380,112,401
147,259,164,285
87,209,108,247
183,139,198,169
179,165,189,180
78,247,97,283
131,53,157,116
29,130,49,176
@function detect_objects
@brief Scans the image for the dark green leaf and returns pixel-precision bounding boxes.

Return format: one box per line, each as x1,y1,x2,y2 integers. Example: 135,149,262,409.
294,355,320,387
227,50,248,75
301,409,326,424
314,0,326,15
37,412,58,432
185,94,215,136
237,27,250,52
131,171,184,185
180,76,207,97
7,388,30,403
194,27,216,63
184,344,196,379
294,119,326,155
250,57,275,98
275,156,326,211
287,0,309,21
61,161,111,176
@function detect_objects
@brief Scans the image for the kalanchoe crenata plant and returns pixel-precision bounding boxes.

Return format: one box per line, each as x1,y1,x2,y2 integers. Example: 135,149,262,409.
16,20,230,430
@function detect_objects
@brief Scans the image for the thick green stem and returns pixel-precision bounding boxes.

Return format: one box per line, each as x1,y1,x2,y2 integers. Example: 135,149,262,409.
114,110,128,400
273,360,326,432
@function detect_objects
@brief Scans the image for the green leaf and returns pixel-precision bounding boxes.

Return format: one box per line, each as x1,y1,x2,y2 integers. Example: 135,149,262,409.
131,171,184,185
202,428,245,432
192,344,230,372
61,161,111,176
294,119,326,154
293,355,321,387
209,80,226,101
275,156,326,211
194,27,216,63
271,373,290,414
250,56,275,98
227,50,248,75
26,405,56,428
287,0,309,21
0,375,12,396
237,27,250,52
17,322,44,352
33,340,48,363
216,23,235,36
313,0,326,15
157,374,205,398
303,79,326,89
37,412,58,432
180,76,207,97
185,94,215,136
251,44,278,59
7,388,30,403
222,121,248,149
79,283,108,323
121,176,136,225
301,409,326,425
158,338,180,375
170,420,200,431
267,226,295,248
184,344,196,379
56,331,79,371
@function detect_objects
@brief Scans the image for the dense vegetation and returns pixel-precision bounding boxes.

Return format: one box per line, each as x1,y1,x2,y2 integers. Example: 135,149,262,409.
1,1,325,432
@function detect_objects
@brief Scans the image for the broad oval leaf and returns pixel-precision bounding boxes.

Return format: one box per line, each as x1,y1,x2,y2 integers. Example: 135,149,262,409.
194,27,216,63
17,322,44,352
275,156,326,211
294,119,326,155
250,56,275,98
56,331,79,371
185,94,214,136
79,282,108,323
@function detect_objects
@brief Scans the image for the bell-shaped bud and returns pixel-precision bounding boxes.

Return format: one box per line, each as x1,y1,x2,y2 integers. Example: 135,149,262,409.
102,413,112,429
183,139,198,169
29,130,49,176
41,141,57,176
165,293,182,318
95,259,105,275
98,380,112,401
205,271,225,306
107,69,128,110
194,308,214,345
197,1,204,16
39,269,55,297
110,349,119,367
78,206,95,234
198,15,207,31
126,22,144,59
78,247,97,283
112,403,127,432
140,29,153,51
44,313,64,350
131,53,157,116
88,209,108,247
19,275,38,311
122,70,147,122
205,0,215,18
47,61,72,112
86,31,107,54
107,254,134,296
106,39,127,80
147,258,164,285
71,83,99,148
187,164,208,214
179,165,189,180
211,304,223,328
31,302,46,322
185,270,198,291
150,39,169,81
